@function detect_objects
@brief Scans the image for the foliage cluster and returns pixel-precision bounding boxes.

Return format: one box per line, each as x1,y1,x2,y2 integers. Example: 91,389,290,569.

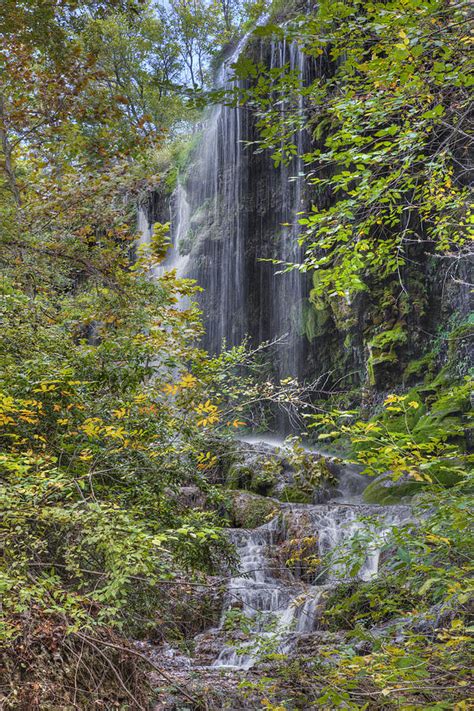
237,0,472,299
312,381,472,485
0,1,272,706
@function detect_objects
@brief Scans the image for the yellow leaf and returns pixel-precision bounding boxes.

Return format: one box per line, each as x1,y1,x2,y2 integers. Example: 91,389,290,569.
163,383,179,396
426,533,451,546
112,407,127,419
179,373,197,389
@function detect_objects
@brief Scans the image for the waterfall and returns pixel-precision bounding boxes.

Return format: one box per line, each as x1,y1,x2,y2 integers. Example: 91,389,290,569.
137,187,189,281
186,42,248,352
211,499,411,670
163,34,312,380
269,39,308,381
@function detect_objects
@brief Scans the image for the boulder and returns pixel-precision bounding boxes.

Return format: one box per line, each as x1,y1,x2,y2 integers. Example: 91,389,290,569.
363,472,423,504
229,491,280,529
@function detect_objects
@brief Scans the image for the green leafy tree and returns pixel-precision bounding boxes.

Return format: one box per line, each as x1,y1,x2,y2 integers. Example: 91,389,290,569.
83,5,193,135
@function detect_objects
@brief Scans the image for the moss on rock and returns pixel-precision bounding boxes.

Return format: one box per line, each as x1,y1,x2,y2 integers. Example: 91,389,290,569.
363,473,424,504
277,485,313,504
367,323,408,386
403,350,438,384
230,491,280,529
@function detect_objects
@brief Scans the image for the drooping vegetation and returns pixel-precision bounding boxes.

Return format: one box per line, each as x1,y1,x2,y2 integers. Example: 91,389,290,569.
1,0,472,709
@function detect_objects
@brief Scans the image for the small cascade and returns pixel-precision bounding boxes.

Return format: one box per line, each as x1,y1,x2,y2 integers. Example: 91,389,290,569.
137,186,189,281
210,486,410,670
288,504,408,583
213,517,328,670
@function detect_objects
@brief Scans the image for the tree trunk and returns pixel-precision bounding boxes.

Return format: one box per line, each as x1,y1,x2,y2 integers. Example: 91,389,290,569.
0,94,21,206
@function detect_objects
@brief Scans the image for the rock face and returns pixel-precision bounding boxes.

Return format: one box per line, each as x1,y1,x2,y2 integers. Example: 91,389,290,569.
218,436,368,506
140,29,472,404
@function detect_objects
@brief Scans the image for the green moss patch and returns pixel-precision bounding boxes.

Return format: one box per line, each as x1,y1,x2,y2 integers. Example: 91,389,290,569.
229,491,280,529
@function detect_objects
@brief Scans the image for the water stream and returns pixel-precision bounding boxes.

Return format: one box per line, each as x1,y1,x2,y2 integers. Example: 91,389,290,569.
139,32,313,382
212,487,410,670
137,29,413,674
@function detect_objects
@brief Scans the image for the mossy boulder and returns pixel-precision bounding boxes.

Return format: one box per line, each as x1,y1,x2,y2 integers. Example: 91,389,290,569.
215,437,343,503
229,491,280,529
363,472,424,504
302,300,330,341
273,447,338,503
225,461,280,495
251,467,279,495
226,463,254,490
277,485,313,504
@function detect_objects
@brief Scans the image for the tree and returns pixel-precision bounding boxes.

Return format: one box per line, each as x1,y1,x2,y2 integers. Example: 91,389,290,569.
83,6,191,136
238,0,472,298
0,2,237,704
159,0,224,89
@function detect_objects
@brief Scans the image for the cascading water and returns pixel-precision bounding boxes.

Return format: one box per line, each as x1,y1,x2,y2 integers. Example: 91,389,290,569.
212,515,327,670
185,39,248,352
167,183,191,279
211,488,411,670
269,39,308,381
137,186,190,281
136,32,412,674
162,35,313,380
